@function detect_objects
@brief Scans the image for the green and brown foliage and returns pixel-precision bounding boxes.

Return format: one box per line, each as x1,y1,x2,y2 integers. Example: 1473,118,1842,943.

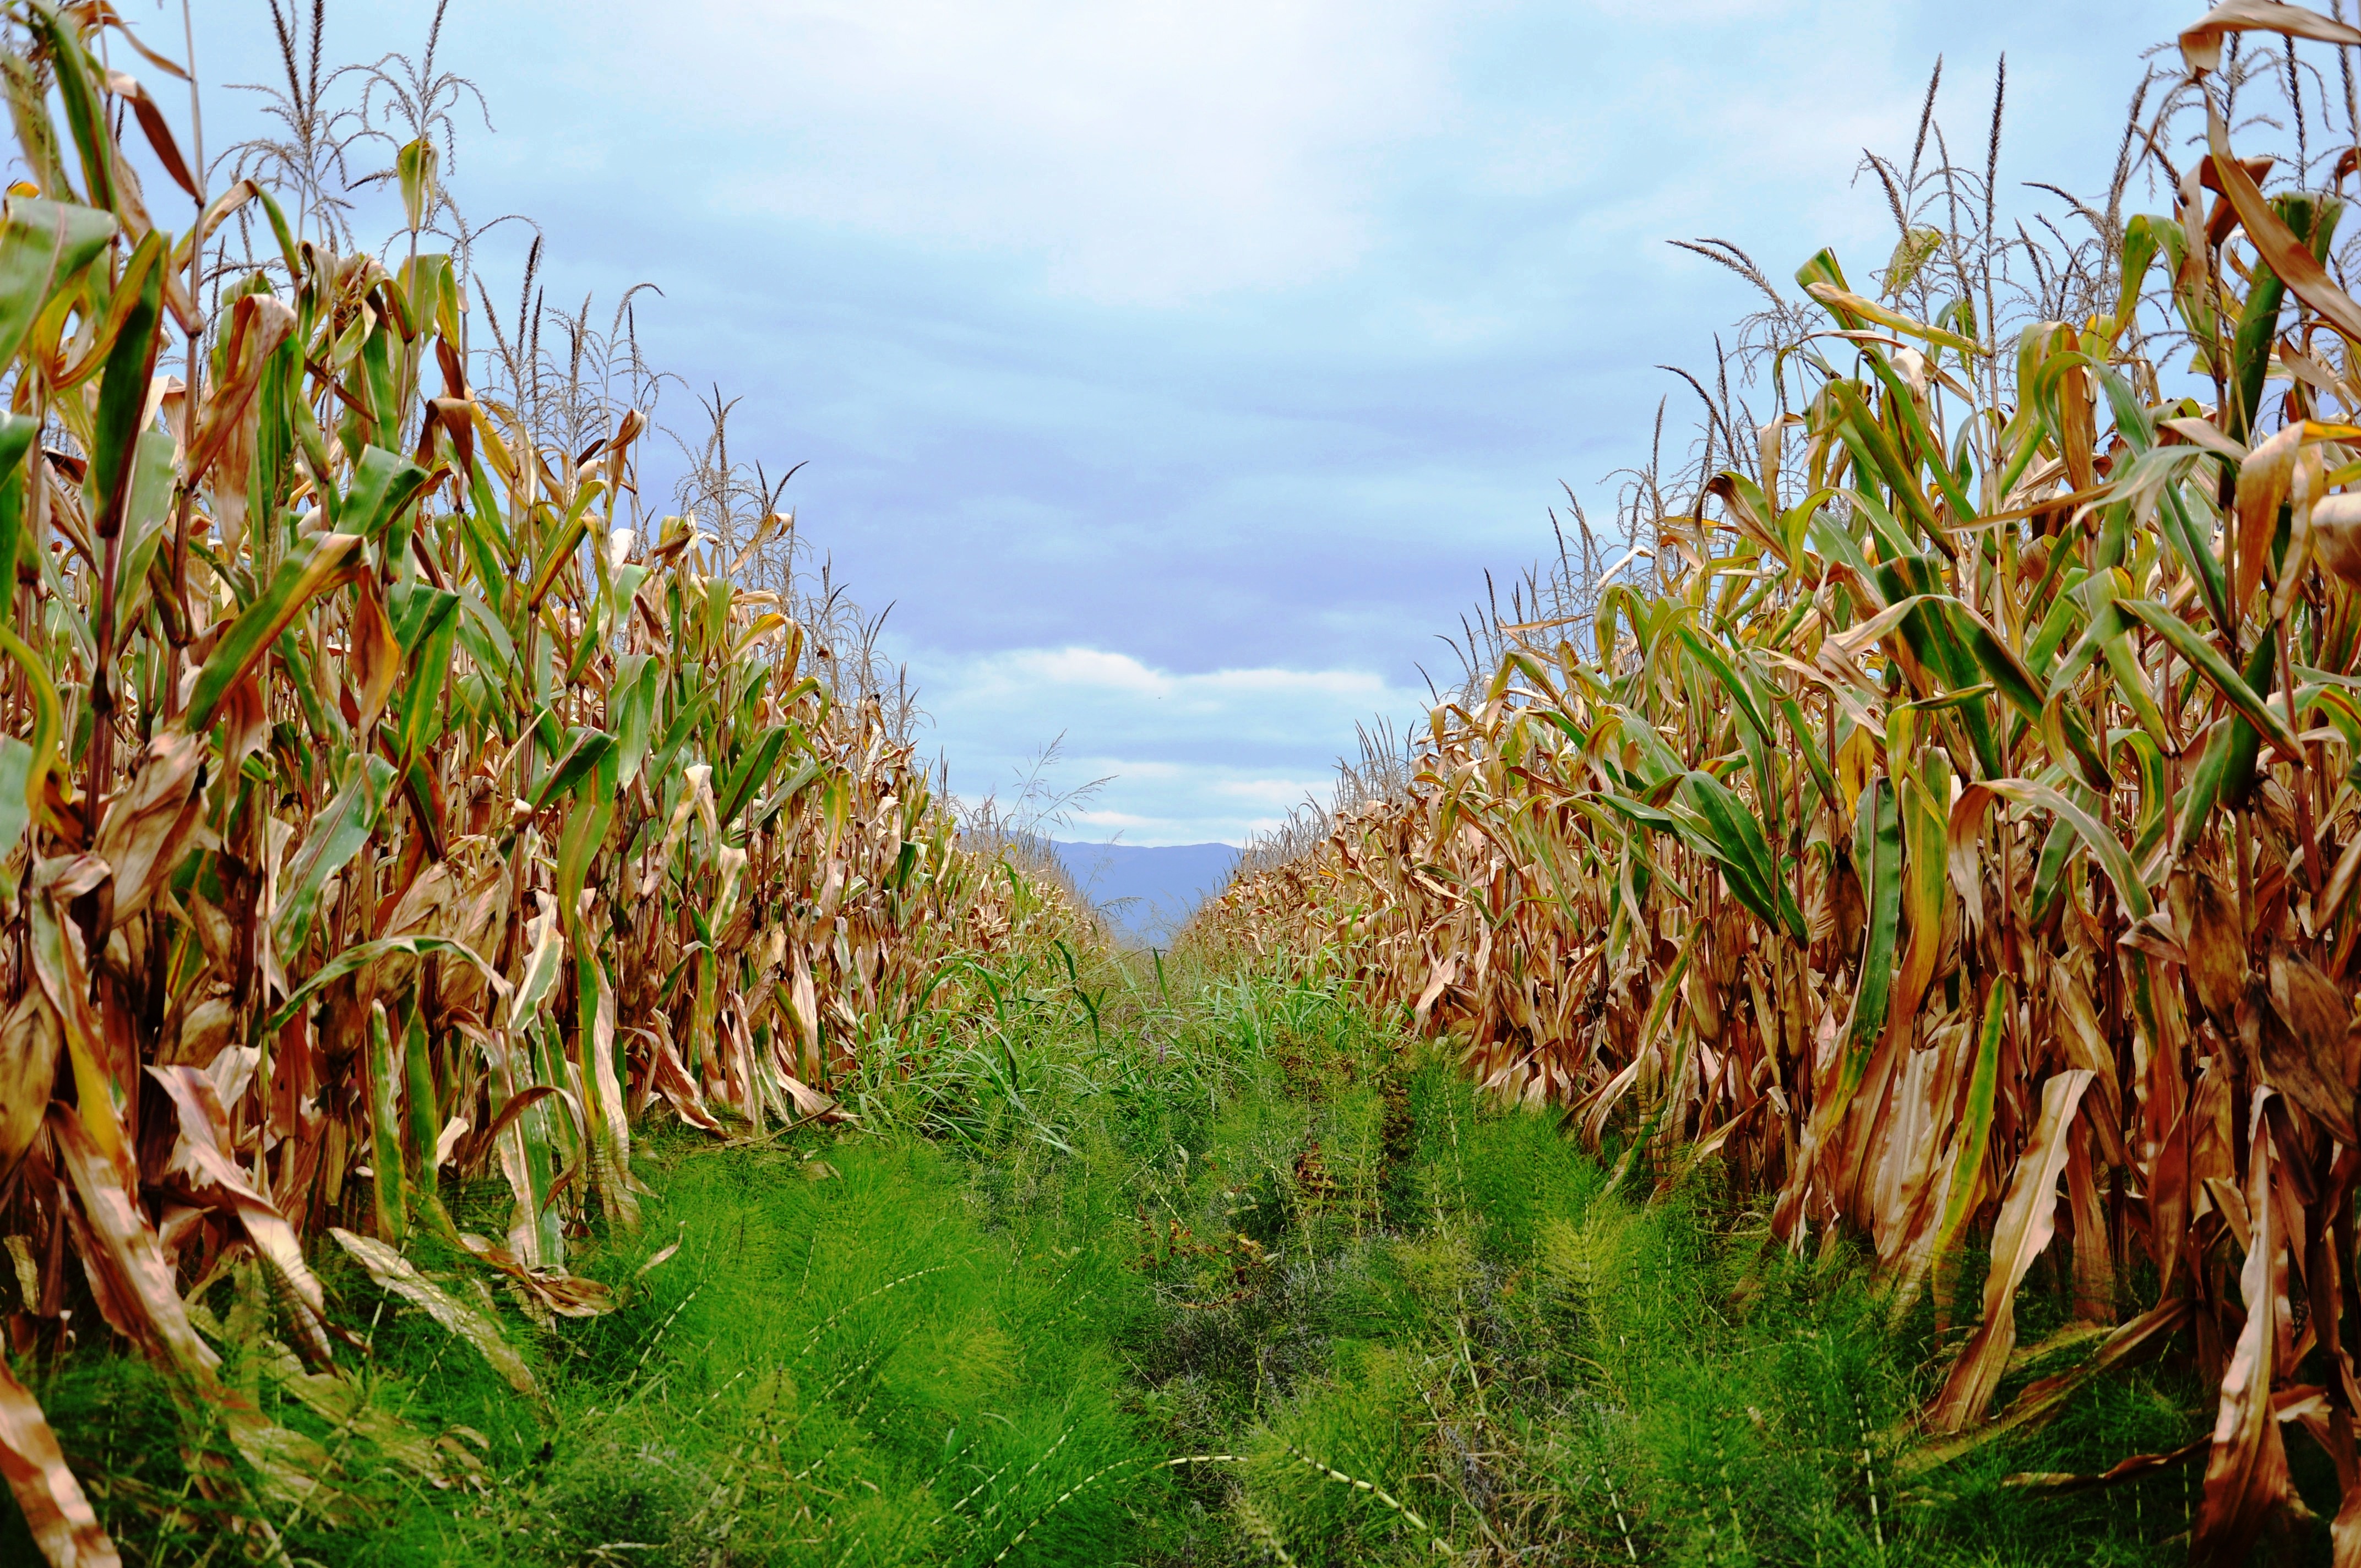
1199,2,2361,1555
0,4,1088,1560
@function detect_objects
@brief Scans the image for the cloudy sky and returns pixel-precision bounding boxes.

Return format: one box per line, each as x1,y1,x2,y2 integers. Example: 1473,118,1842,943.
181,0,2175,842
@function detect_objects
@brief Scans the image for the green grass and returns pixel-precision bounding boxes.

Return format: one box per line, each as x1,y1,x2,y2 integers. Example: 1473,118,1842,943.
4,956,2220,1564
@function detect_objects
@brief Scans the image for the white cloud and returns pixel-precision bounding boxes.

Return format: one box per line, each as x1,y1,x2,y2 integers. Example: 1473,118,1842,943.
186,0,2180,844
448,0,1451,304
910,644,1428,845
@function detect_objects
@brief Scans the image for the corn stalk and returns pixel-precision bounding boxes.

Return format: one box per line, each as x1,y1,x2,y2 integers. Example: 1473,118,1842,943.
1198,3,2361,1555
0,7,1070,1560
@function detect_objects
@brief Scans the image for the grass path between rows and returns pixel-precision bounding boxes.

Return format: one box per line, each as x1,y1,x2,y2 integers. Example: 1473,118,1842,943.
12,968,2219,1564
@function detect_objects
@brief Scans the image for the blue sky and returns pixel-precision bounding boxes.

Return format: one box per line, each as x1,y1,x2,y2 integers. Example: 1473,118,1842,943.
182,0,2177,842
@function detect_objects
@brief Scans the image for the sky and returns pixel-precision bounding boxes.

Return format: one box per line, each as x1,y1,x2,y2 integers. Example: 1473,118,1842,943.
173,0,2182,843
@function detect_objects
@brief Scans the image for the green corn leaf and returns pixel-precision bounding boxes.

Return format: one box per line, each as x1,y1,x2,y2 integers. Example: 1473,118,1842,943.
0,736,29,864
2156,484,2228,631
274,753,396,955
1955,607,2044,724
0,195,113,368
2220,636,2278,810
2025,816,2078,928
357,309,399,454
1680,770,1803,938
107,430,175,635
456,586,518,684
1775,694,1842,813
2046,594,2134,698
2042,689,2112,792
388,581,459,656
1841,777,1903,1093
556,793,614,932
2111,729,2172,862
2115,217,2164,336
1830,380,1946,545
336,444,431,543
531,727,617,812
2022,579,2086,679
259,936,502,1039
1859,348,1977,521
1673,624,1776,750
525,484,602,614
178,532,369,734
716,723,789,830
2098,630,2175,756
367,1003,409,1246
611,655,659,787
2118,598,2302,766
404,1003,439,1199
396,590,463,765
2228,192,2337,442
86,230,166,540
23,3,113,215
1921,978,2008,1300
0,411,41,629
1955,778,2152,921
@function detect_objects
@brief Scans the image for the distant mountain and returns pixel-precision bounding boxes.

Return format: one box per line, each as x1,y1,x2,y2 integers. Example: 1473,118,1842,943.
1051,841,1240,944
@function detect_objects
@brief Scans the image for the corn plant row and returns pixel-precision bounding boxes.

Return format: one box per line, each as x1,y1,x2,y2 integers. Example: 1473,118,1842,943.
0,6,1084,1561
1198,3,2361,1555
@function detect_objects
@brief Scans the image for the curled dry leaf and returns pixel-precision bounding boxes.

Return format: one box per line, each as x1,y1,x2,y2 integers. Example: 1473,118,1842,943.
2194,1095,2295,1562
329,1228,537,1397
0,1354,118,1568
2261,951,2359,1144
0,993,57,1182
88,728,204,929
146,1066,338,1361
50,1107,221,1386
2315,494,2361,591
1927,1069,2096,1432
2171,866,2246,1028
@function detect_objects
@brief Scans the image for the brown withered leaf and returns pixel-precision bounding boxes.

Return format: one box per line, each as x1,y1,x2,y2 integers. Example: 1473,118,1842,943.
347,571,401,733
2118,910,2189,966
645,1021,723,1133
2194,1092,2296,1563
376,859,457,940
2201,96,2361,361
164,987,234,1069
50,1108,222,1386
2318,495,2361,592
0,1353,118,1567
788,947,821,1080
217,673,267,768
89,729,204,929
2261,950,2359,1145
2170,865,2245,1028
1903,1297,2194,1477
2183,0,2361,75
28,889,128,1178
2233,424,2308,618
1927,1069,2096,1431
329,1228,537,1397
179,890,238,987
2005,1436,2206,1494
581,957,643,1223
777,1067,841,1125
240,1329,446,1480
182,291,294,498
0,993,58,1183
146,1066,339,1363
455,1233,614,1320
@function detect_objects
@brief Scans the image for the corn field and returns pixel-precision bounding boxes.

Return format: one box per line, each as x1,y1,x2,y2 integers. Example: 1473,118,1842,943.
1199,3,2361,1556
0,6,1084,1561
